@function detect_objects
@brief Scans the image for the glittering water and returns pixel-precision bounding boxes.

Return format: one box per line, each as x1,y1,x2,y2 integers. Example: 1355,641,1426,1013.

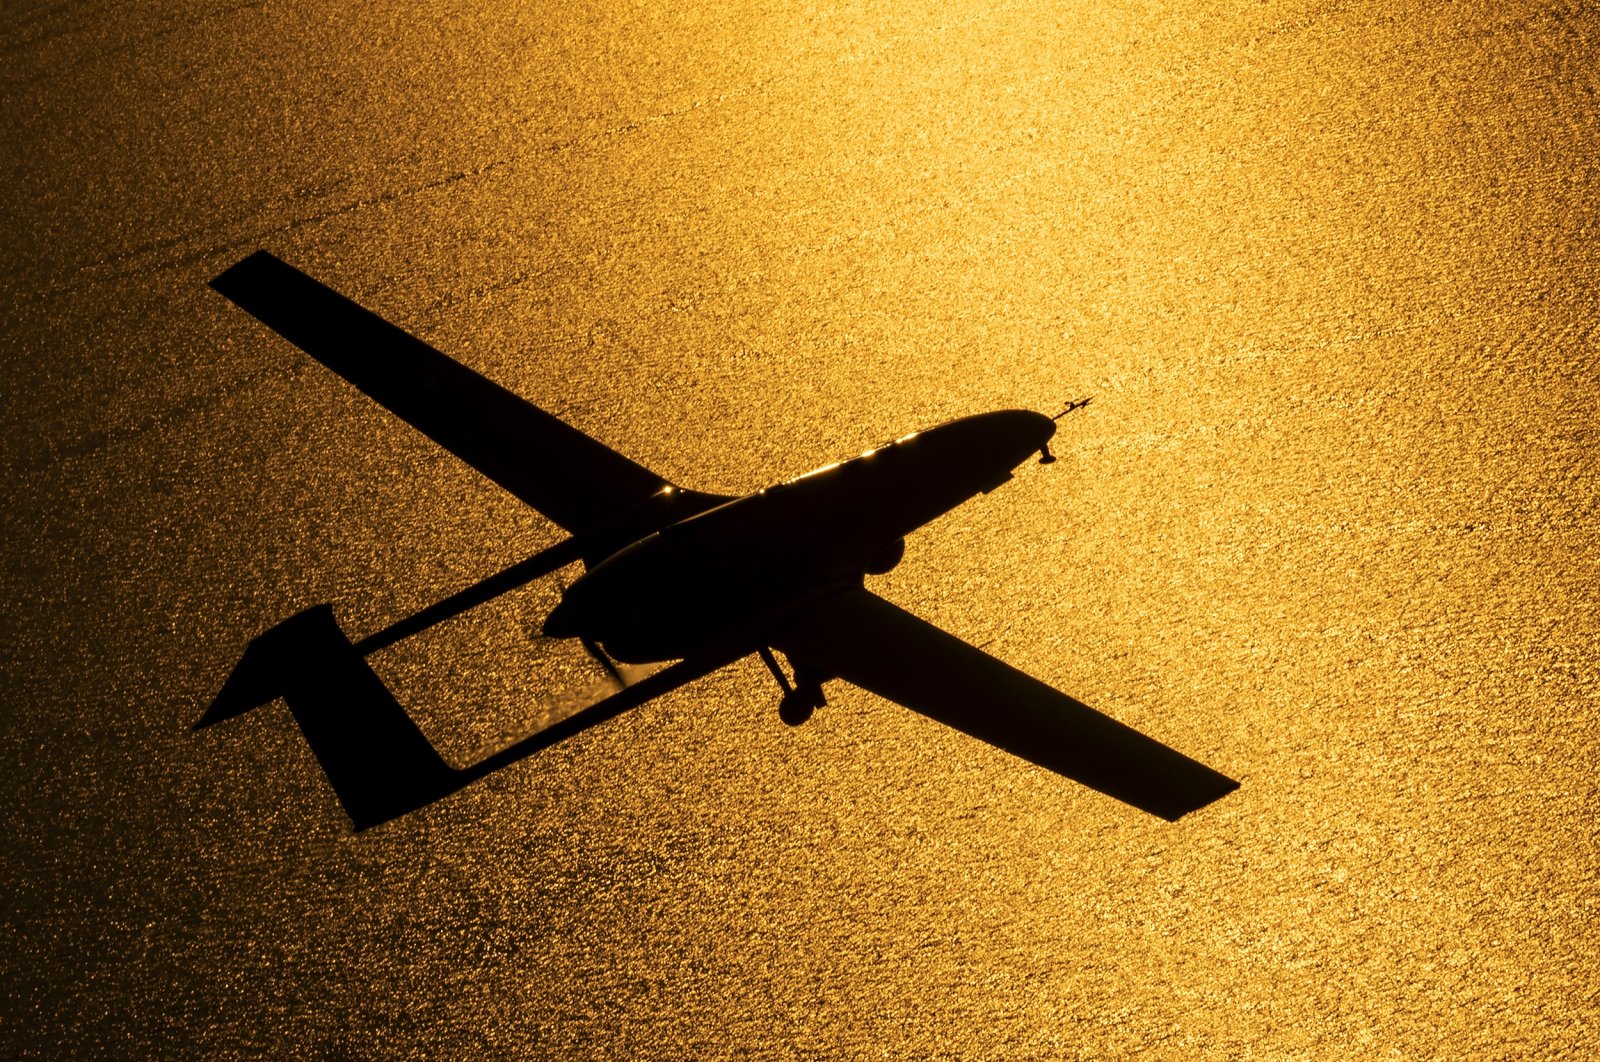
4,0,1598,1056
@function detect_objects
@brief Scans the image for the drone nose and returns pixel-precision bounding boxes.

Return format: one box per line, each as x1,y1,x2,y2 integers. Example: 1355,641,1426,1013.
997,409,1055,456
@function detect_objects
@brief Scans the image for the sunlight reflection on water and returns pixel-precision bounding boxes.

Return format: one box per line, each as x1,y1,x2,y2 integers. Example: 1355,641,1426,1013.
3,0,1598,1056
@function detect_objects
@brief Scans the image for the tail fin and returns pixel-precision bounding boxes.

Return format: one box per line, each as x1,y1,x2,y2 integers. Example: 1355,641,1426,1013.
197,605,464,830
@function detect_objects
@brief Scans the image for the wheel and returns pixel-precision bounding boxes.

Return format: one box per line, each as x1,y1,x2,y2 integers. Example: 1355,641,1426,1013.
778,691,814,727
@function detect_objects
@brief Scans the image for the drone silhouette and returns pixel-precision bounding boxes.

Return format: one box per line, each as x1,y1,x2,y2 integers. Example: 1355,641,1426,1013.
196,251,1236,830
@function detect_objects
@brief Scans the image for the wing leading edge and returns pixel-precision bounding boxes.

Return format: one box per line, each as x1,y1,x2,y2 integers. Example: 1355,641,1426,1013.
774,589,1238,820
210,251,723,537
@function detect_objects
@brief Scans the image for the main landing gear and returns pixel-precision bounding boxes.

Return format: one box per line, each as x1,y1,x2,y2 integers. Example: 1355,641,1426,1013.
581,637,625,685
758,647,827,727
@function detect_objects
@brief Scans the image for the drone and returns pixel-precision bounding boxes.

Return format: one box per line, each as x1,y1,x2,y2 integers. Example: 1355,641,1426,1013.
197,251,1236,830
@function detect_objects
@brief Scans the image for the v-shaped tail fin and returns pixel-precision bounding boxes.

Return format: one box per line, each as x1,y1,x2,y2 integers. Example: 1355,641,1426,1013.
198,605,464,830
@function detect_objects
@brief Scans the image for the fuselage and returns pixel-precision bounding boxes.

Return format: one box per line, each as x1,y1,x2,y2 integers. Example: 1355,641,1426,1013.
542,409,1055,662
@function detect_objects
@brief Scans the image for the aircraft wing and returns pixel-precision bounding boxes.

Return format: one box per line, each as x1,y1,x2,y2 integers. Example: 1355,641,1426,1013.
211,251,719,537
773,589,1238,820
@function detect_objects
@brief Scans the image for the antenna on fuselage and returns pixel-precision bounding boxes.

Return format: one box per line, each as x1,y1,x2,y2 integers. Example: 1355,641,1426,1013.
1039,396,1092,463
1051,396,1093,420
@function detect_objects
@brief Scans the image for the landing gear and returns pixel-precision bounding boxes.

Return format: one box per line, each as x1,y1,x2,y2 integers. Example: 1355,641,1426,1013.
758,646,827,727
1038,443,1056,465
778,689,817,727
581,637,625,685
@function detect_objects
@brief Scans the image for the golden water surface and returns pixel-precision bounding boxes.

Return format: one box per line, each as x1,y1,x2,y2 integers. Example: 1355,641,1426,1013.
3,0,1597,1056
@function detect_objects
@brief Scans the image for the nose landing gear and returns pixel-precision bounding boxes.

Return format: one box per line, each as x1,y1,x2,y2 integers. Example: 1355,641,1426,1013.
778,688,820,727
758,646,827,726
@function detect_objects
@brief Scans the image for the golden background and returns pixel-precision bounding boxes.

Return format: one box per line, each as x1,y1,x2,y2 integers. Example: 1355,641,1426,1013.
4,0,1596,1055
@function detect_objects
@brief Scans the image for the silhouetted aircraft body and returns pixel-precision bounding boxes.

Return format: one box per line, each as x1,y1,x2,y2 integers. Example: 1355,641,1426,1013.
197,251,1237,829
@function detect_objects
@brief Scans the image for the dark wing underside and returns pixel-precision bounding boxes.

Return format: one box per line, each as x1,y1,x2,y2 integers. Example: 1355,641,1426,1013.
774,589,1238,820
211,250,720,536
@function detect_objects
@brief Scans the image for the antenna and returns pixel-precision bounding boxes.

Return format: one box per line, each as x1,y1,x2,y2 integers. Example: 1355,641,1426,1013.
1051,396,1093,421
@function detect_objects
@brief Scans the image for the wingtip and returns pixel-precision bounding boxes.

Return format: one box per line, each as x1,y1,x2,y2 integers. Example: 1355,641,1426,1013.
209,249,283,299
1157,774,1240,822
